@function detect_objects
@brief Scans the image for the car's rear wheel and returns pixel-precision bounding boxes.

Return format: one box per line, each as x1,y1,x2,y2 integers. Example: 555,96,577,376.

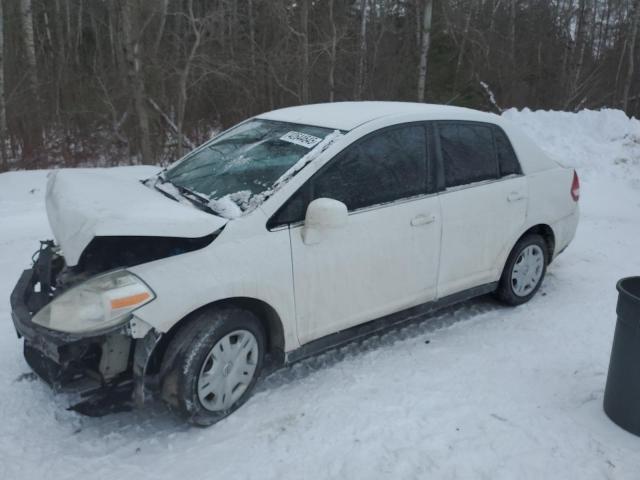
160,306,265,427
496,234,548,306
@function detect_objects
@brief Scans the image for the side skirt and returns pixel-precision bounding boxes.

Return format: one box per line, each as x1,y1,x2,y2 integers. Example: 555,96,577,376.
285,282,498,364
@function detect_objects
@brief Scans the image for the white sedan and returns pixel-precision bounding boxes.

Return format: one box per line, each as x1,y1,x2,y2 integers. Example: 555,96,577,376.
10,102,579,426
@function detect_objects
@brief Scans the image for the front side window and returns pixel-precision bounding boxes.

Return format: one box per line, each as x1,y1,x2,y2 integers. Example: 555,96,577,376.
438,122,498,188
270,124,428,227
162,119,334,214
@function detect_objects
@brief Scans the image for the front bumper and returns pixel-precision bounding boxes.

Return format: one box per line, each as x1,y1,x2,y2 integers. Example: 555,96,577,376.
9,244,161,415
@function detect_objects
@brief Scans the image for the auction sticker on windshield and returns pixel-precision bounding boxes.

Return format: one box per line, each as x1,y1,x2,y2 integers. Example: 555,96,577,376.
280,131,323,149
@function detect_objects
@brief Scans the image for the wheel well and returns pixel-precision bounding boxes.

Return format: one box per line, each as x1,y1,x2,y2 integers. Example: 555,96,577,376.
145,297,286,376
521,224,555,260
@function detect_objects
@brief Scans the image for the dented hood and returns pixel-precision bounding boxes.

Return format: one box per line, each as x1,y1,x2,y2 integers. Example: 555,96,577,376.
45,170,227,266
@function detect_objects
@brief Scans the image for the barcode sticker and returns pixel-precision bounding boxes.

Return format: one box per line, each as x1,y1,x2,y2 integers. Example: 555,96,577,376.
280,131,323,149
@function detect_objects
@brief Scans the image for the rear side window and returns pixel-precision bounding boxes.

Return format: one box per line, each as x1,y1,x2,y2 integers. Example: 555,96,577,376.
269,124,429,227
438,122,498,188
494,127,522,176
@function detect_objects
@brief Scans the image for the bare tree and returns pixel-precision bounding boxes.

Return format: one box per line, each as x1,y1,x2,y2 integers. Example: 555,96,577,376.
355,0,369,100
417,0,433,102
153,0,169,57
453,1,474,93
175,0,204,158
0,0,6,164
300,0,310,104
327,0,338,102
20,0,38,97
623,0,640,111
120,1,153,164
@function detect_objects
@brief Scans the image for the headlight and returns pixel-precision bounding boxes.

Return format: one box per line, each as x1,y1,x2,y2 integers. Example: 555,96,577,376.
32,270,155,334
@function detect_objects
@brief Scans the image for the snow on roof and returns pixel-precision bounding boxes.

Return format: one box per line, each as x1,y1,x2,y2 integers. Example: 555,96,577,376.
256,101,498,130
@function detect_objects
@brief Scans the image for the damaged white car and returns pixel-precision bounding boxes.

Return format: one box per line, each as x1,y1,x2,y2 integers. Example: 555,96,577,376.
10,102,579,426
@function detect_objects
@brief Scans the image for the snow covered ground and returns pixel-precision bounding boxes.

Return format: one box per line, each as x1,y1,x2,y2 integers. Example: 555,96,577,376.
1,109,640,479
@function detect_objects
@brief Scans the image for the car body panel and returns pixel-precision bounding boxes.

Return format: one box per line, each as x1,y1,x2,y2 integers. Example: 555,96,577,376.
129,210,299,350
290,194,442,344
437,175,528,298
45,169,227,266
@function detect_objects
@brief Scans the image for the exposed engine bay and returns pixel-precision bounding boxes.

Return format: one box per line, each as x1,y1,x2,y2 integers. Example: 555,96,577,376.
56,234,216,293
13,234,216,416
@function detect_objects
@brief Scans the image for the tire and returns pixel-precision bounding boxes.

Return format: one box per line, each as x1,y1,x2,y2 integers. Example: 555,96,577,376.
496,233,549,306
160,306,266,427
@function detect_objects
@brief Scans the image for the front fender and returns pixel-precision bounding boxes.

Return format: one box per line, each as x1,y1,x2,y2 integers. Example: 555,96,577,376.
128,224,298,352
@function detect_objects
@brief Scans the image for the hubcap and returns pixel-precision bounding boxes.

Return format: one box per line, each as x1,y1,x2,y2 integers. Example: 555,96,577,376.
197,329,259,412
511,244,544,297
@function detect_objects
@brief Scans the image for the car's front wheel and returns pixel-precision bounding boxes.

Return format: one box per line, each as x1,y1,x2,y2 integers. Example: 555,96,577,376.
160,306,265,427
496,233,549,306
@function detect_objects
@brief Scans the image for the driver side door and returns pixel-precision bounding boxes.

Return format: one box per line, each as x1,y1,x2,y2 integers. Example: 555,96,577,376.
270,124,442,345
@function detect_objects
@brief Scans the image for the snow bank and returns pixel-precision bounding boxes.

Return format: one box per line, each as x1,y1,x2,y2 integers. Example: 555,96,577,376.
503,108,640,182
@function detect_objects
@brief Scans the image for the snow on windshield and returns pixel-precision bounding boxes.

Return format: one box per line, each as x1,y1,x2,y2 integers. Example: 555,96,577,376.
153,120,342,219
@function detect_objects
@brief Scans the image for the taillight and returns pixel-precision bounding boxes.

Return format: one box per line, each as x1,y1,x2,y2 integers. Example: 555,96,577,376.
570,170,580,202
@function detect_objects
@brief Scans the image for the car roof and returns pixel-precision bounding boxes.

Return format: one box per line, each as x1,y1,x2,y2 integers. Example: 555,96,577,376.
256,101,500,131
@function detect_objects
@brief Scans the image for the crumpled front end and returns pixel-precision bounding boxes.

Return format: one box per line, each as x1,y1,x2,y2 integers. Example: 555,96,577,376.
44,169,226,266
10,242,163,415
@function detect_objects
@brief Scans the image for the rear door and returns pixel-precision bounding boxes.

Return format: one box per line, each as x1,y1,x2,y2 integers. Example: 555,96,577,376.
435,122,527,297
269,123,442,345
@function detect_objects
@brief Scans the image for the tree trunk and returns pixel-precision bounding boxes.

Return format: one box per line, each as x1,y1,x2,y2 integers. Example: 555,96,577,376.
486,0,502,61
417,0,433,102
0,0,7,166
20,0,42,157
623,0,640,111
509,0,516,69
53,0,65,118
453,2,473,93
176,0,202,158
121,1,153,164
355,0,368,100
20,0,38,99
300,0,309,103
573,0,589,89
247,0,258,106
153,0,169,57
328,0,337,102
75,0,83,65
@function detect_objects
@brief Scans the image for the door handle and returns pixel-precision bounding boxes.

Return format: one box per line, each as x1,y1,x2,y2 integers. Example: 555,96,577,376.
410,214,436,227
507,192,526,202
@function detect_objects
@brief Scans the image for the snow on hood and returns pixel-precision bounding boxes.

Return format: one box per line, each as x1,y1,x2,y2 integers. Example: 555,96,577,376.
45,170,227,266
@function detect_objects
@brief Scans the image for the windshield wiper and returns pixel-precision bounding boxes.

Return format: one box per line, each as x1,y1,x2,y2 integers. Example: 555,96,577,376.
155,177,219,215
175,185,215,213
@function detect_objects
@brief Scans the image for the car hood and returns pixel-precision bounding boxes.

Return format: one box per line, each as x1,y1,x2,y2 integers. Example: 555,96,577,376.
45,170,227,266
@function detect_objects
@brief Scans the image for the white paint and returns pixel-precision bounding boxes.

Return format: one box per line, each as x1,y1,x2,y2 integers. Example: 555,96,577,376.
45,169,227,266
258,101,502,131
437,175,528,297
301,198,348,245
291,194,441,344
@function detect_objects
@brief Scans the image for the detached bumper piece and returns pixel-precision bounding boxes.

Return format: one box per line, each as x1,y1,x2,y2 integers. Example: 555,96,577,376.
10,243,136,416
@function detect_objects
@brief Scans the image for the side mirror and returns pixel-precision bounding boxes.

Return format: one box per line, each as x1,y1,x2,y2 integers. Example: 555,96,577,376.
302,198,348,245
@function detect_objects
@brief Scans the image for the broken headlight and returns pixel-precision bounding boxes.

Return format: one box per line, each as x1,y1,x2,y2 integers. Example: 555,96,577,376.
32,270,155,334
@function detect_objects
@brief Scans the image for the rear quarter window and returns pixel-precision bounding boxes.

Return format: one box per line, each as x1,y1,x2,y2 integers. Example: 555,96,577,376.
493,127,522,176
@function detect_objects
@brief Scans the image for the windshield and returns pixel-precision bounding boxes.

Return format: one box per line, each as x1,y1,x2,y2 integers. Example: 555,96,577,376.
163,119,335,216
